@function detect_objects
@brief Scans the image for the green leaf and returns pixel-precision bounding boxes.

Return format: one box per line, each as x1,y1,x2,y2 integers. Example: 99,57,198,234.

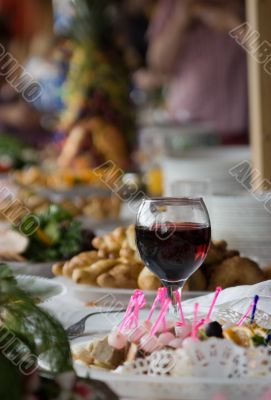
46,204,72,222
0,134,36,168
21,204,83,261
44,221,60,243
70,0,113,46
0,263,15,280
0,271,73,374
3,301,73,373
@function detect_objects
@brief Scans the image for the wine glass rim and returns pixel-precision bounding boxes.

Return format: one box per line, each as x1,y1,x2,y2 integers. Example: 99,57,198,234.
142,196,204,202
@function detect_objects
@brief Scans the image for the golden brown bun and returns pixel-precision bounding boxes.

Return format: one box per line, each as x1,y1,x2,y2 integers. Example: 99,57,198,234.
187,269,207,291
92,226,126,253
207,256,265,291
62,251,100,277
126,224,137,251
52,261,65,276
72,269,97,286
205,240,228,265
84,259,119,280
97,264,138,289
138,267,160,291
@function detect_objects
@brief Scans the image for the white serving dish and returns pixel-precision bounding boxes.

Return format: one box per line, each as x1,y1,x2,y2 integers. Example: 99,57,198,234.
16,275,66,303
71,333,271,400
8,261,54,278
54,276,208,306
42,281,271,400
80,367,271,400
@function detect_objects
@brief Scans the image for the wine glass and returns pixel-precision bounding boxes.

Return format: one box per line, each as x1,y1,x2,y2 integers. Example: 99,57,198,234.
135,197,211,322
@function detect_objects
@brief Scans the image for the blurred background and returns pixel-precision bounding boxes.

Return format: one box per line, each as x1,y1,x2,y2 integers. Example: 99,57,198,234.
1,0,271,268
0,0,248,178
2,3,271,398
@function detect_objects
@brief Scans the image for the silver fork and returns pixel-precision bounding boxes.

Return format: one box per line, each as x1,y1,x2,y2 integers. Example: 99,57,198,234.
66,309,125,339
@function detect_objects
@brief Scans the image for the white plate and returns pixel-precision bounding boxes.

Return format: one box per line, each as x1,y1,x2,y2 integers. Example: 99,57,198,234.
16,275,66,303
54,276,208,305
9,261,54,278
68,300,271,400
51,280,271,400
78,367,271,400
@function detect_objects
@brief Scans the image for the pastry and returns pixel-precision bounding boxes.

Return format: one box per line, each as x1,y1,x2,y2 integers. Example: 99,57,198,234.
207,256,265,290
137,267,160,291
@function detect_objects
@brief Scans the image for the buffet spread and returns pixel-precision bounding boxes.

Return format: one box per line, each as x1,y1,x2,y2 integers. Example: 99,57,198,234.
1,158,271,400
2,0,271,399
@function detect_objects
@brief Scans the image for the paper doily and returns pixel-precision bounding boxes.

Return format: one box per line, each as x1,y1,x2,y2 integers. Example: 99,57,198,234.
116,338,271,380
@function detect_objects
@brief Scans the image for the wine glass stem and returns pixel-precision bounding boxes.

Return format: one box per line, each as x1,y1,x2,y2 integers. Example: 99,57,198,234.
167,285,181,322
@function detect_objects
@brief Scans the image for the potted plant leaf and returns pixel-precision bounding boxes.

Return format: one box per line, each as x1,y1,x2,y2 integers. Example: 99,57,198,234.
0,264,118,400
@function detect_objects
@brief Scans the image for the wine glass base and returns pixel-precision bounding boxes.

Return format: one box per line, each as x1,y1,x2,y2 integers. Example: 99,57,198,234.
161,279,186,293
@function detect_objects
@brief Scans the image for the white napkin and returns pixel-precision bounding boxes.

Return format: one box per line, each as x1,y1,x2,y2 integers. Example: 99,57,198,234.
182,280,271,316
42,293,90,328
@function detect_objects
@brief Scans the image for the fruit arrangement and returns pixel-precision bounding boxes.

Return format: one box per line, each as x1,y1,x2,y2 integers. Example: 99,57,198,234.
56,0,135,169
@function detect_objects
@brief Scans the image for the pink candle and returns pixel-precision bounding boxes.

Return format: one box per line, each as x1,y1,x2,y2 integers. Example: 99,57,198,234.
151,298,171,336
147,287,167,321
196,318,205,330
174,289,185,324
237,303,253,327
191,303,199,340
119,290,145,332
129,291,146,329
205,287,222,323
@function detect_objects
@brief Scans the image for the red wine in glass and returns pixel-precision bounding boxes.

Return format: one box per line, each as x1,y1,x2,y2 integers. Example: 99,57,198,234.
136,222,211,288
135,197,211,323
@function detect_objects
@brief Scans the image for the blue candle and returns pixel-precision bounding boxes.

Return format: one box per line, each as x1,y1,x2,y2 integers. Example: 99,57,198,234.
250,295,259,324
